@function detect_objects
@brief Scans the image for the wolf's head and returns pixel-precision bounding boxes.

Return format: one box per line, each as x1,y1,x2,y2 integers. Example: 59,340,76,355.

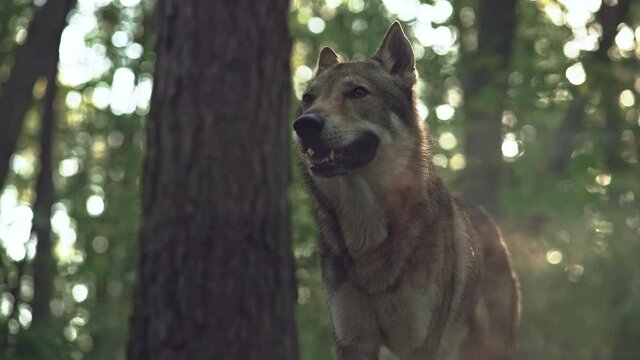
294,22,426,179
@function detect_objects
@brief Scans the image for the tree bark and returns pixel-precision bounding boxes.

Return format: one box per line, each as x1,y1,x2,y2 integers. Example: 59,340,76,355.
30,53,57,331
0,0,74,189
127,1,297,360
460,0,517,215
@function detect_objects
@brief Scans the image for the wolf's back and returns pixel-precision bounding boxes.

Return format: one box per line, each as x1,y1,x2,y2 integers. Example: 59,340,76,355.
461,204,520,360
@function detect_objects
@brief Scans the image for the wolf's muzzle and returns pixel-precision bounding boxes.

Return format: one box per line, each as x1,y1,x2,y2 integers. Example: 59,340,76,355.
293,113,325,140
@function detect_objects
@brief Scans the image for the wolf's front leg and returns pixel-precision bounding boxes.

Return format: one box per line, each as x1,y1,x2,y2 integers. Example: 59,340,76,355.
327,282,381,360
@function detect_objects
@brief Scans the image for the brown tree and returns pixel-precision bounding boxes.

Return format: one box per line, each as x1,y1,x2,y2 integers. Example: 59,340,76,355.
459,0,517,215
126,1,298,360
30,45,58,333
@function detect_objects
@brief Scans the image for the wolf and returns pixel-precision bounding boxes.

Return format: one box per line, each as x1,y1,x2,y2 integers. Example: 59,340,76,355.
293,22,520,360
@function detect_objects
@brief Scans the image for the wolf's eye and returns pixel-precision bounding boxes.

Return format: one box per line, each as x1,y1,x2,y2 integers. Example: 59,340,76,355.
351,86,368,98
302,93,313,106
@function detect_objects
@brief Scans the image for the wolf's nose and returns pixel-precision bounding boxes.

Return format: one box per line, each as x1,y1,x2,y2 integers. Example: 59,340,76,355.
294,114,324,138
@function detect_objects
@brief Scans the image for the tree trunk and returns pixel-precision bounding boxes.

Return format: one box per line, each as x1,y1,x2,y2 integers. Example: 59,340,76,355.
0,0,74,189
30,53,57,331
460,0,517,215
127,1,297,360
595,0,631,172
595,3,635,357
547,0,631,174
547,92,586,174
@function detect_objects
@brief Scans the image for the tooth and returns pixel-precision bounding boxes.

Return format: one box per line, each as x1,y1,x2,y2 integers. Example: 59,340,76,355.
307,148,315,156
329,149,334,160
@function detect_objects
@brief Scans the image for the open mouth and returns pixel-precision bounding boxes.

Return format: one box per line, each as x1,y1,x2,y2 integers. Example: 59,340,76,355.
304,132,379,177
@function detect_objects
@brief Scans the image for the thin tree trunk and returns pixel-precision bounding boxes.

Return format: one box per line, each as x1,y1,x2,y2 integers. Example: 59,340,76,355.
30,55,58,330
547,92,586,174
596,2,635,356
547,0,631,174
0,0,74,189
595,3,635,356
0,262,6,351
3,259,25,357
460,0,517,215
596,0,631,56
127,1,297,359
592,0,630,172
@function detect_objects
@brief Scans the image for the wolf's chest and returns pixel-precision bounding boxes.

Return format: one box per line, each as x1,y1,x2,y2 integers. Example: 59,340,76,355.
318,175,389,254
373,288,436,353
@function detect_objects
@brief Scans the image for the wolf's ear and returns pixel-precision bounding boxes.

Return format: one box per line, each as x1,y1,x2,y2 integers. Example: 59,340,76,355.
373,22,416,81
316,47,339,74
